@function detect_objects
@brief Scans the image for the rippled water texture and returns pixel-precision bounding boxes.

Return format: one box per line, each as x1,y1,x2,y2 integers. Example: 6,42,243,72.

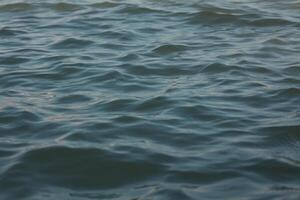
0,0,300,199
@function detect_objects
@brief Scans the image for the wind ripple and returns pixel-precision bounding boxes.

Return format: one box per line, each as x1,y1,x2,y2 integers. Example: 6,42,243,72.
0,0,299,199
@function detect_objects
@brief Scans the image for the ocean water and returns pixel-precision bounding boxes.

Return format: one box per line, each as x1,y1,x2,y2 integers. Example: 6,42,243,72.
0,0,300,199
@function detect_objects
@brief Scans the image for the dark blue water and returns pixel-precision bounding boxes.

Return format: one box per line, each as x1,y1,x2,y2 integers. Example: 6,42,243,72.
0,0,300,199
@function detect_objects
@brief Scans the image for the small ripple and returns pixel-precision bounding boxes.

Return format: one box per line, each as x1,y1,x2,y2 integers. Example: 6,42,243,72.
125,64,195,76
137,27,162,34
169,105,225,122
55,94,92,104
123,122,213,148
271,186,300,193
185,9,297,27
247,65,279,76
134,96,176,112
50,63,87,78
0,28,26,37
0,56,29,65
86,70,130,84
269,87,300,100
94,99,136,112
152,44,190,55
100,30,127,39
49,3,82,12
262,38,287,45
118,4,166,15
113,115,142,124
200,63,244,74
113,145,176,164
70,192,120,199
51,38,93,49
0,149,17,158
117,53,140,62
283,65,300,75
143,187,193,200
166,170,239,185
186,10,247,25
0,107,41,125
240,158,300,181
260,124,300,152
249,18,296,27
89,2,120,9
99,30,138,41
0,3,33,12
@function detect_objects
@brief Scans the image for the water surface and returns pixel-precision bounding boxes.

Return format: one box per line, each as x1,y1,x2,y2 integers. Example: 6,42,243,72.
0,0,300,199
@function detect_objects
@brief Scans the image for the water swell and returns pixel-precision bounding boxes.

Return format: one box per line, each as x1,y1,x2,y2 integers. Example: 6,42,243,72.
0,0,300,199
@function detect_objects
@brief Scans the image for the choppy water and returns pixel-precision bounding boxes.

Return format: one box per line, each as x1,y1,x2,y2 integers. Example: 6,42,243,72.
0,0,300,199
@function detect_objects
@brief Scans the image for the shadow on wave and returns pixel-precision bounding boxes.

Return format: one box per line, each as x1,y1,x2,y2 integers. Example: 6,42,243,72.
185,10,297,27
0,146,166,199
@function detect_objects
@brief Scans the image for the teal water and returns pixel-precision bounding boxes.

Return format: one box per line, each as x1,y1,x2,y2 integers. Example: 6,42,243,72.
0,0,300,199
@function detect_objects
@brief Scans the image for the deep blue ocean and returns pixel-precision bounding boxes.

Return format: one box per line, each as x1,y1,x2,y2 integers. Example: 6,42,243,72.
0,0,300,199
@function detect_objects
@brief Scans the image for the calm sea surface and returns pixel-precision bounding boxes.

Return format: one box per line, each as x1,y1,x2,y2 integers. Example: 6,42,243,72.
0,0,300,199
